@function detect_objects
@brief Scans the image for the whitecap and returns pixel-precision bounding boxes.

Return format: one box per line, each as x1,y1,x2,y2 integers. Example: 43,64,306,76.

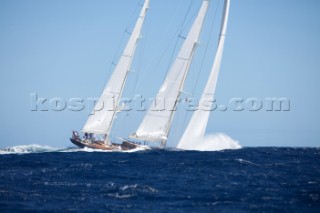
0,144,64,154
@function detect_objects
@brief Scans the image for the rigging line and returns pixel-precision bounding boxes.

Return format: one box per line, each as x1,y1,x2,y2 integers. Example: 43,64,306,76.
135,0,194,93
177,0,200,34
113,2,149,138
106,1,148,140
105,0,143,91
130,44,142,94
131,38,146,95
111,107,127,140
119,35,147,129
125,0,144,32
113,1,150,133
164,40,199,145
109,33,126,68
142,25,181,85
110,0,142,67
163,0,196,82
191,0,221,97
172,97,189,144
131,7,150,96
180,0,221,133
163,1,212,145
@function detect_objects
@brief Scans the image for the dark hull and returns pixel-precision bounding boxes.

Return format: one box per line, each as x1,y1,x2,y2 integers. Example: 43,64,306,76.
70,138,86,149
70,138,142,151
121,141,141,150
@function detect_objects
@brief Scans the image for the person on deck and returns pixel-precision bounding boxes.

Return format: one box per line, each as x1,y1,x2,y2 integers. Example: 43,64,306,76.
72,131,79,139
89,133,94,141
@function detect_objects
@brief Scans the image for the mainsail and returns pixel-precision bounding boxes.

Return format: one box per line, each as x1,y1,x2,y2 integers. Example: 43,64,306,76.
177,0,230,149
82,0,149,140
130,0,210,146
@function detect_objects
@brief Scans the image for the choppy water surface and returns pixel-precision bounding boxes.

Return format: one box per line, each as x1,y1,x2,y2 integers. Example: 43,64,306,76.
0,147,319,212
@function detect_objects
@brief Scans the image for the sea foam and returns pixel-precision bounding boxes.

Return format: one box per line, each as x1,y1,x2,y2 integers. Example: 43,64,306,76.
179,133,241,151
0,144,63,154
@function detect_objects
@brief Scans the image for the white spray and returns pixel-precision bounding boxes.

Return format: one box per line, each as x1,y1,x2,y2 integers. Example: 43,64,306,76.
178,133,241,151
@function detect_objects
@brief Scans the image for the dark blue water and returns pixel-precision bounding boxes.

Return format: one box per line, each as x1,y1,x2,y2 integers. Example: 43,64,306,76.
1,148,320,212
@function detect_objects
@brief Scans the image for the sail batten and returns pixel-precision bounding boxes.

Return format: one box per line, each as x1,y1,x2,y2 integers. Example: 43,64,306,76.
177,0,230,149
131,1,210,144
82,0,149,138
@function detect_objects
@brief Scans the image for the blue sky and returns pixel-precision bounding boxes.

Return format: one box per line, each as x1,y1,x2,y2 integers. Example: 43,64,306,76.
0,0,319,148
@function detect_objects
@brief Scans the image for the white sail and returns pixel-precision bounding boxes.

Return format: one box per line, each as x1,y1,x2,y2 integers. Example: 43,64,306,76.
82,0,150,136
131,0,210,143
177,0,230,149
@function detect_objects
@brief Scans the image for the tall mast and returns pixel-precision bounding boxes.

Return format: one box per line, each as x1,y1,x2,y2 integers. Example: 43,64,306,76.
177,0,230,150
82,0,150,144
130,0,210,147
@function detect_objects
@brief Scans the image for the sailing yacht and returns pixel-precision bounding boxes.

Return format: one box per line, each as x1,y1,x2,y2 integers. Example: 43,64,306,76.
70,0,150,151
130,0,230,149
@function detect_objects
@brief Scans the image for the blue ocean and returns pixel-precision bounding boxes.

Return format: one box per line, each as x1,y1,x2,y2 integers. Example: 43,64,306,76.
0,146,319,212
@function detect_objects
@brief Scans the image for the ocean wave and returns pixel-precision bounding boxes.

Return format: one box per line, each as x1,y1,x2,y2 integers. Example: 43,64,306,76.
0,144,66,155
107,184,158,199
236,158,260,166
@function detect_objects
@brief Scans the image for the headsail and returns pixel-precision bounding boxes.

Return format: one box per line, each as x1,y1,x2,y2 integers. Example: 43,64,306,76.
82,0,150,139
130,0,210,145
177,0,230,149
